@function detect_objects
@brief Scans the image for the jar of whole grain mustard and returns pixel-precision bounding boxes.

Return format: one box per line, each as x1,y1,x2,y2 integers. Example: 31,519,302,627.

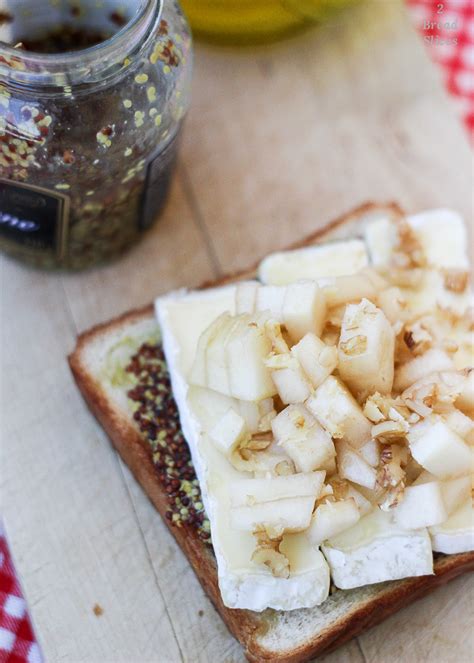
0,0,192,269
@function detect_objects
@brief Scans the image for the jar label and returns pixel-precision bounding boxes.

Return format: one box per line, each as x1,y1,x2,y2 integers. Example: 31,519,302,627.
0,179,70,260
140,135,178,231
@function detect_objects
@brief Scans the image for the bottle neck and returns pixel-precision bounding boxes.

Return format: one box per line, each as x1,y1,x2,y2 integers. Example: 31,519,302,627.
0,0,161,93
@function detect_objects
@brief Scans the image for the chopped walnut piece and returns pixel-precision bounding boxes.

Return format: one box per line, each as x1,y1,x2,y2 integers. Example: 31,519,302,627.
364,393,412,427
402,370,469,416
251,548,290,578
372,419,409,441
403,398,432,418
326,305,346,329
376,444,406,509
230,449,265,472
252,528,290,578
339,334,368,356
392,219,426,268
364,398,385,423
254,526,284,544
275,460,296,476
403,322,433,356
377,287,408,325
387,268,424,289
264,319,290,354
246,439,272,451
443,269,469,293
443,338,459,354
244,432,273,451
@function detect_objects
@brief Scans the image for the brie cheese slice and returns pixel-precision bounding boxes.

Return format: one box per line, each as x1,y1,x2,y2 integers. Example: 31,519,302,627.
156,287,330,612
321,509,433,589
430,499,474,554
258,239,368,285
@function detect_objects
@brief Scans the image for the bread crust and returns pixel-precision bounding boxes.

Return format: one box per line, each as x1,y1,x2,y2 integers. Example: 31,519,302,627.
69,202,474,662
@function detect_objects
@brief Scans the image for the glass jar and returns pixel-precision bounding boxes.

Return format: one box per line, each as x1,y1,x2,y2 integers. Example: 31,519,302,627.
0,0,192,269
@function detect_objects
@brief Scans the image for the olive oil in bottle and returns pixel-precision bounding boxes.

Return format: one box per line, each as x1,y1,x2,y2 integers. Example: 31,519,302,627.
180,0,355,44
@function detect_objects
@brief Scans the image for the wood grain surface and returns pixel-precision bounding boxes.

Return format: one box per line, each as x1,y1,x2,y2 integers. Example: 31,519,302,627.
1,1,472,661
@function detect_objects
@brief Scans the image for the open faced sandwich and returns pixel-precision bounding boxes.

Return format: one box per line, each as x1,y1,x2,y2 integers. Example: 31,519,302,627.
156,207,473,612
70,203,474,660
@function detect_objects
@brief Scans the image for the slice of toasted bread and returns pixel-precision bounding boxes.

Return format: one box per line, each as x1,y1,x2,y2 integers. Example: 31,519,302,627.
69,202,474,663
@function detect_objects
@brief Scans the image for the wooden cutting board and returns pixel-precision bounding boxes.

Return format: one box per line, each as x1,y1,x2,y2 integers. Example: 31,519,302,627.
1,2,472,661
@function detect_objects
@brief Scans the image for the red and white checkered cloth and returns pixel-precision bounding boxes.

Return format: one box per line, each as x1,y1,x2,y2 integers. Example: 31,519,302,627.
0,524,42,663
407,0,474,136
0,3,472,661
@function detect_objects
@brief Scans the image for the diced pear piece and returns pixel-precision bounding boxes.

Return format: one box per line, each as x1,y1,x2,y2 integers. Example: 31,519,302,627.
241,450,294,477
307,499,360,546
282,423,336,473
430,499,474,554
226,316,277,401
230,495,316,533
394,348,454,392
377,287,407,324
292,333,338,388
442,408,474,444
335,440,377,489
307,376,372,448
358,438,380,467
230,471,325,506
268,354,312,405
415,470,473,515
258,397,277,432
189,313,230,387
393,482,447,529
187,386,239,431
408,416,472,479
209,408,248,456
347,484,374,515
206,316,238,394
338,299,395,398
271,403,316,442
272,367,312,404
236,281,259,314
441,476,472,515
320,273,378,308
282,281,327,342
237,397,276,434
237,400,260,433
255,285,285,319
271,403,336,472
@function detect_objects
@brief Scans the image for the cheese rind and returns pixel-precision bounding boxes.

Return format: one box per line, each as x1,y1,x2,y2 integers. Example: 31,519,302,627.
322,510,433,589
